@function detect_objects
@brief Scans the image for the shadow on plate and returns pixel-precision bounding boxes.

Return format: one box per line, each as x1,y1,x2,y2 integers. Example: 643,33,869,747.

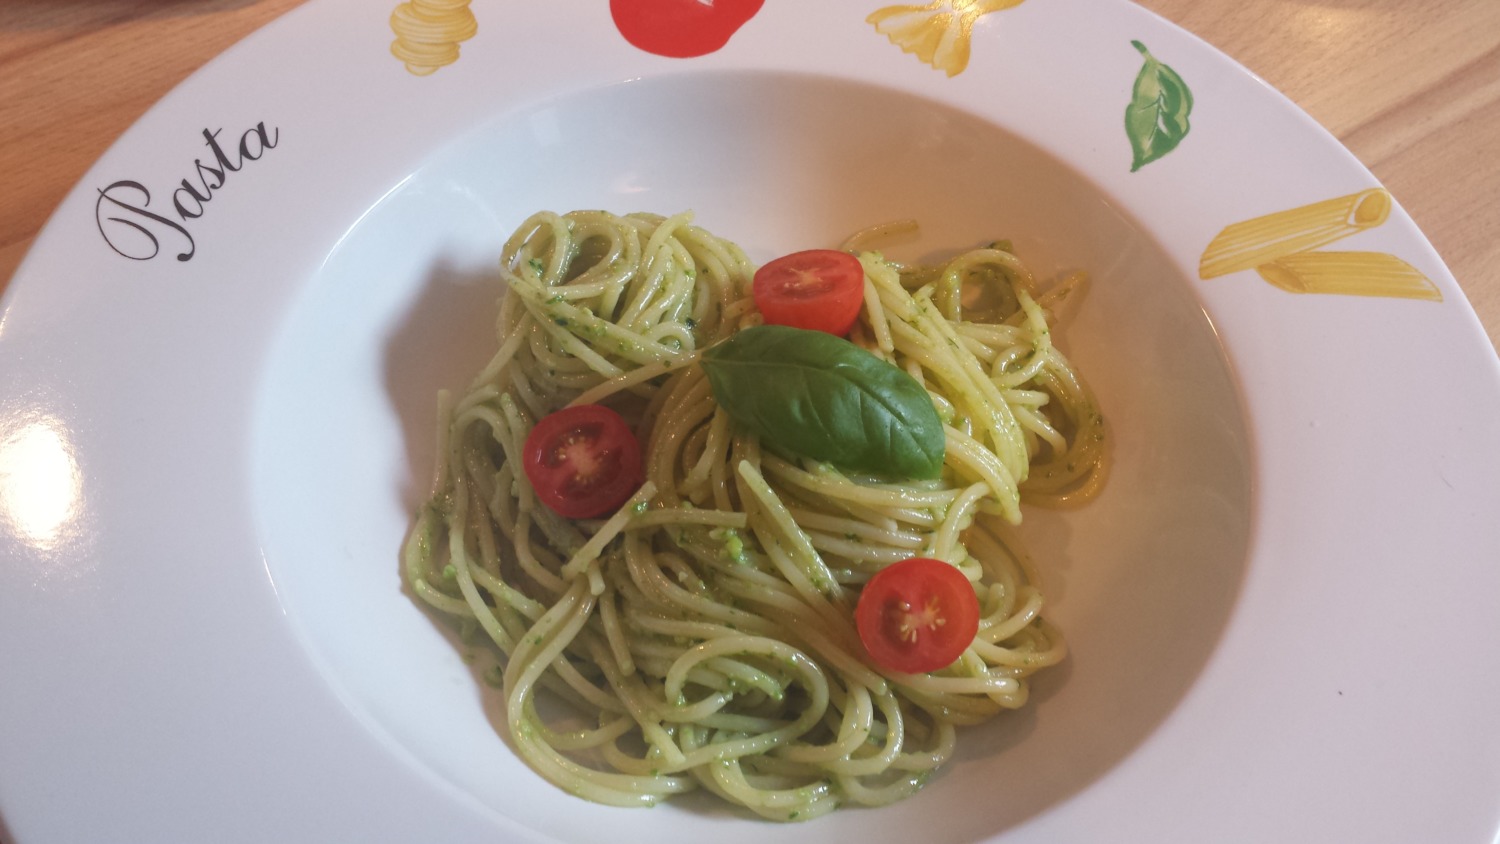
381,257,504,511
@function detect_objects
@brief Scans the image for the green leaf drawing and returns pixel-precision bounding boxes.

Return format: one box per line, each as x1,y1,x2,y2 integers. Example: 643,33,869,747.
701,325,945,480
1125,40,1194,172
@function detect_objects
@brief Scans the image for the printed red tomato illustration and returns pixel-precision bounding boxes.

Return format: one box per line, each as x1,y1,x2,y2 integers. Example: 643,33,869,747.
610,0,765,58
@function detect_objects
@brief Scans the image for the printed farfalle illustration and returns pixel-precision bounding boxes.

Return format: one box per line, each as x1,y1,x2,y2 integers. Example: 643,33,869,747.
390,0,477,76
1199,188,1441,301
867,0,1026,77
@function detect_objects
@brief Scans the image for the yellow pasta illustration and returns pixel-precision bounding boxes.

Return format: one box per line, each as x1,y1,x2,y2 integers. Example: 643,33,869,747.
867,0,1026,77
1255,252,1441,301
1199,187,1440,302
1199,188,1390,279
390,0,476,76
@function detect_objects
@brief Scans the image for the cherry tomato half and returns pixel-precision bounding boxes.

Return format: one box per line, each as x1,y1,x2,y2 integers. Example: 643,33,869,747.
855,557,980,674
752,249,866,336
522,404,643,519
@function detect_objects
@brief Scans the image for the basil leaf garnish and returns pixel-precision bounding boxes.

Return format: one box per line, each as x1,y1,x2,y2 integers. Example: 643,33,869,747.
701,325,945,480
1125,39,1194,172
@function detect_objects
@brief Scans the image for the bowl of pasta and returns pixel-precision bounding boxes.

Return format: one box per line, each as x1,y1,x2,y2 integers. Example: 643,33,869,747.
2,1,1497,843
252,66,1253,838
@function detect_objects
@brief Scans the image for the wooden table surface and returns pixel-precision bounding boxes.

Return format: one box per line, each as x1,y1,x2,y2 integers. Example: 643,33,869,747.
2,0,1498,352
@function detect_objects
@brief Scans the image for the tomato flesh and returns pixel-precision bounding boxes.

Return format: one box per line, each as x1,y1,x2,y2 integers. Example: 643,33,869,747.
753,249,866,336
522,404,643,519
855,557,980,674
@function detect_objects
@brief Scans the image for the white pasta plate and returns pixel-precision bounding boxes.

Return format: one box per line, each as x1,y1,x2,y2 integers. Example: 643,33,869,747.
3,1,1500,842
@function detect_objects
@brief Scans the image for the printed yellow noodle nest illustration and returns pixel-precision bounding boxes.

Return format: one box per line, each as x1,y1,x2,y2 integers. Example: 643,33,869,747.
390,0,477,76
1199,188,1440,302
867,0,1026,77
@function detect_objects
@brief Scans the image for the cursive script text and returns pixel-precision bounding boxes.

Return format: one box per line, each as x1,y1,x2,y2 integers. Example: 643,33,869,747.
95,122,279,262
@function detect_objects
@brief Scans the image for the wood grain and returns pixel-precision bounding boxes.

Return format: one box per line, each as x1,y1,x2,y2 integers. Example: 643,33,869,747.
1138,0,1500,348
1,0,1496,351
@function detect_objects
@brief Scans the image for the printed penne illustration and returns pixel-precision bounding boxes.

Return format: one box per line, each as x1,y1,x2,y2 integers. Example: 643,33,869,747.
390,0,477,76
1198,188,1391,279
1255,252,1441,301
868,0,1026,77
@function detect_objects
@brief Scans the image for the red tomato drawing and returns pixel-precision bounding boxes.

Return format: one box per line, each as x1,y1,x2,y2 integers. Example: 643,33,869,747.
610,0,765,58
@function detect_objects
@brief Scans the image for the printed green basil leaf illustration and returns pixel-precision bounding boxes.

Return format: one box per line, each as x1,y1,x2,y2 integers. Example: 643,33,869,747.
701,325,945,479
1125,40,1193,172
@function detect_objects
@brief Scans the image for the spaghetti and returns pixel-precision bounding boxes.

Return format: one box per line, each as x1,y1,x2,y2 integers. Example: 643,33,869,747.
403,209,1105,819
